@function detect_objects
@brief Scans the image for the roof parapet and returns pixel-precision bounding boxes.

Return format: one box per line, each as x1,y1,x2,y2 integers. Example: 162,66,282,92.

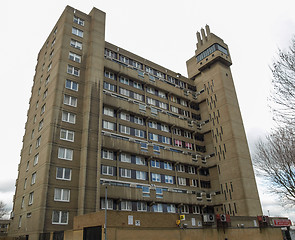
196,25,211,48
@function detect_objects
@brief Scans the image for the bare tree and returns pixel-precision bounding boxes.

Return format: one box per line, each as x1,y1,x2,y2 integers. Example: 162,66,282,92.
255,127,295,206
0,201,7,219
270,37,295,126
254,37,295,206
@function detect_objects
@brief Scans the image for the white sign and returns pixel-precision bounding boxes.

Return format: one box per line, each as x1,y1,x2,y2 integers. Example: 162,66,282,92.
191,218,196,226
128,215,133,225
135,220,140,226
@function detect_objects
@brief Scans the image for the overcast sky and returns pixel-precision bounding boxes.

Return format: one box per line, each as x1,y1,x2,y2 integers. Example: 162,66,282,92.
1,0,295,221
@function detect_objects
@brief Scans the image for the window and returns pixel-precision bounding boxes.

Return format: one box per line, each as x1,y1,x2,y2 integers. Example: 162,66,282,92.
133,93,143,101
40,104,46,115
134,116,144,125
31,129,35,139
120,153,131,163
18,215,22,228
181,205,189,214
58,147,73,160
158,102,168,110
47,62,52,72
146,87,155,94
45,75,50,85
73,16,84,26
54,188,70,202
158,91,167,99
178,177,186,186
136,156,145,165
101,199,113,210
60,129,75,142
164,162,172,170
133,81,142,89
28,192,34,205
152,203,163,212
33,153,39,166
174,139,182,147
148,121,157,129
147,97,156,105
70,39,82,50
26,161,30,171
162,136,171,145
176,164,185,172
184,131,191,138
135,129,144,138
103,82,115,91
62,111,76,124
120,125,130,135
24,178,27,190
120,201,132,211
119,76,129,85
64,95,77,107
31,172,36,185
56,167,72,181
149,133,158,142
120,168,131,178
67,65,80,76
102,120,115,130
136,171,146,180
103,107,115,117
101,165,114,176
165,175,173,184
151,173,160,182
21,196,25,209
151,160,160,168
188,166,196,174
69,52,81,63
191,179,198,187
65,79,79,91
119,55,129,64
161,124,169,132
180,99,188,107
38,119,44,131
193,205,201,214
120,112,130,121
171,106,179,113
173,128,181,136
72,27,83,37
167,204,176,213
119,88,130,97
185,142,193,150
104,71,115,80
43,89,48,99
102,149,115,160
137,202,147,211
36,136,41,148
52,211,69,225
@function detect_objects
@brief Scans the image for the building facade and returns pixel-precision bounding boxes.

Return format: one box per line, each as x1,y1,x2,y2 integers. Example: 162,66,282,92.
9,6,262,240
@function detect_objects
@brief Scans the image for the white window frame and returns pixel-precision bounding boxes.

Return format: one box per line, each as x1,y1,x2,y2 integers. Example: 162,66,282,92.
33,153,39,166
188,166,196,174
120,168,131,178
102,120,115,130
104,71,115,80
151,160,160,168
28,192,34,205
101,199,113,210
136,156,146,165
164,162,172,170
31,172,36,185
65,79,79,91
181,205,189,214
72,27,83,37
133,92,143,101
135,129,144,138
52,211,69,225
120,201,132,211
69,52,81,63
167,204,176,213
102,149,114,160
73,16,84,26
103,82,115,91
54,188,70,202
161,124,169,132
64,95,77,107
153,203,163,212
119,76,129,85
101,165,114,176
137,202,147,212
120,125,130,135
58,147,73,161
136,171,146,180
119,88,130,97
67,65,80,76
134,116,143,125
60,129,75,142
165,175,173,184
193,205,201,214
178,177,186,186
120,153,131,163
103,107,115,117
36,136,41,148
62,111,76,124
56,167,72,181
70,39,82,50
177,164,185,172
151,173,160,182
191,179,198,187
